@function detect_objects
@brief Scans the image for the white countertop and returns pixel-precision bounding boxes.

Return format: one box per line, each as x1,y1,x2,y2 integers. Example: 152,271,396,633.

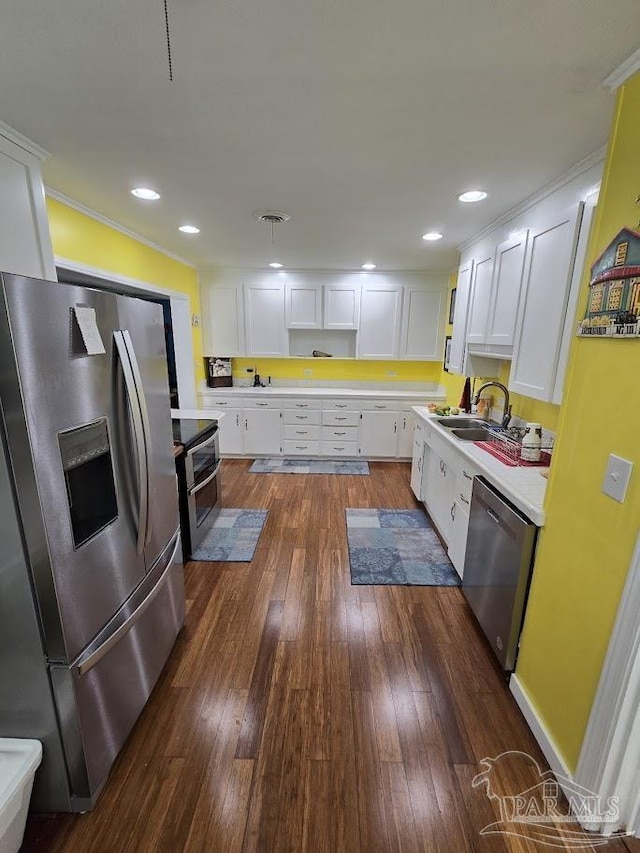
412,407,548,526
171,407,226,421
199,386,445,400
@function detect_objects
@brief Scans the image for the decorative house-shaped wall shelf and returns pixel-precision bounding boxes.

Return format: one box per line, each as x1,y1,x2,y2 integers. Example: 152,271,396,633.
578,227,640,337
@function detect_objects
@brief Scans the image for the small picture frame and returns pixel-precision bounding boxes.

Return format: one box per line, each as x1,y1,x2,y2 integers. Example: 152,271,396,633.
443,335,452,372
448,288,457,324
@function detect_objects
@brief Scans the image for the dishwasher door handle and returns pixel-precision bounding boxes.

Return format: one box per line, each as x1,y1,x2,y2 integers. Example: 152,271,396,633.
486,507,501,524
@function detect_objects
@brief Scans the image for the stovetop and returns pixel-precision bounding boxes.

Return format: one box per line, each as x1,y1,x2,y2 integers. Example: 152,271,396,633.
172,417,218,449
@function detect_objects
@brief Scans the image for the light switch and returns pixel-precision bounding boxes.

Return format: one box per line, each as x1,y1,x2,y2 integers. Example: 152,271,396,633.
601,454,633,503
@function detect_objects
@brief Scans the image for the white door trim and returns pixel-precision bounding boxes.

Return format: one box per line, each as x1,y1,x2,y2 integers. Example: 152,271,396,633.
575,530,640,836
55,256,197,408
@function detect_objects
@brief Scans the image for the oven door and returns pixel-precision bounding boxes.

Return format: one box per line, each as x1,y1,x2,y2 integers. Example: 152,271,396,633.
185,431,221,552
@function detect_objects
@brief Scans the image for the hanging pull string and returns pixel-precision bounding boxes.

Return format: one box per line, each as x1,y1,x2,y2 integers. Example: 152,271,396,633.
164,0,173,81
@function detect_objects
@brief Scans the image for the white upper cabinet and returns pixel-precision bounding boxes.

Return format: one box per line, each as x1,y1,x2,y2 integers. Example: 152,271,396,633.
0,130,56,281
509,203,584,402
357,283,403,359
485,232,529,348
286,283,322,329
324,283,360,329
448,260,474,375
399,287,444,360
466,253,495,345
202,284,244,355
244,283,288,357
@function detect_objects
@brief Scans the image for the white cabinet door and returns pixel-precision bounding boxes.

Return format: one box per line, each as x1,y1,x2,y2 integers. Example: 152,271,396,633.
424,451,455,543
448,260,474,375
0,135,55,280
486,233,528,347
202,285,244,355
286,284,322,329
244,284,288,357
397,411,415,458
218,409,244,455
448,501,470,579
466,253,495,345
324,284,360,329
400,288,444,360
410,427,424,499
244,408,282,455
359,411,398,457
510,203,583,402
358,284,403,358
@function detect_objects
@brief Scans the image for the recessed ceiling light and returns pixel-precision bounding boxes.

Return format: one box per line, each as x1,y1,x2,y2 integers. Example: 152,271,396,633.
131,187,160,200
362,263,376,270
178,225,200,234
458,190,487,203
422,232,443,241
269,262,283,269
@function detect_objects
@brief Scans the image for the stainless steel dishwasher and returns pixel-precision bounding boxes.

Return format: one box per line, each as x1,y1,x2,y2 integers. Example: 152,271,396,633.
462,477,538,672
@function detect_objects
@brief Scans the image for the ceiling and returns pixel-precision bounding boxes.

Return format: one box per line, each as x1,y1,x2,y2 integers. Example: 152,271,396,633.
0,1,638,272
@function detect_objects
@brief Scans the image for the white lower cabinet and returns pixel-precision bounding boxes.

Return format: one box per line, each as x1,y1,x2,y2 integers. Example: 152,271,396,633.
359,411,399,457
424,450,455,542
321,440,358,457
219,408,244,455
397,410,415,458
448,500,470,579
244,408,282,455
410,423,425,499
283,439,320,456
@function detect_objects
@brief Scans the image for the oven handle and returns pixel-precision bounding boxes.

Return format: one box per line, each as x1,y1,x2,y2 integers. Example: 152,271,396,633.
188,460,222,497
186,429,219,458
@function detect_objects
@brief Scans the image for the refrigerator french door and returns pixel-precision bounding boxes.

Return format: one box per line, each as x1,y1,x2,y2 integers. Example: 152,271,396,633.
0,272,185,810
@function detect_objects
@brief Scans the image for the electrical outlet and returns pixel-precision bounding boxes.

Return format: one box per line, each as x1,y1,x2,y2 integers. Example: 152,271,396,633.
303,369,313,376
602,454,633,503
387,371,397,377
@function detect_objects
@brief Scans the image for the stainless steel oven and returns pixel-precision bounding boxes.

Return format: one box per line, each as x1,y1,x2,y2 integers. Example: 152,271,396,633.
173,418,221,559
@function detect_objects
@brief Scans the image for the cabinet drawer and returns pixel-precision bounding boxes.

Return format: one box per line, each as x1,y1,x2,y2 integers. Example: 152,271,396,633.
321,441,359,457
198,395,238,408
456,464,480,508
283,440,321,456
322,425,359,441
283,410,321,425
282,399,322,411
361,400,402,412
323,399,362,411
322,411,360,427
283,424,321,440
244,399,281,410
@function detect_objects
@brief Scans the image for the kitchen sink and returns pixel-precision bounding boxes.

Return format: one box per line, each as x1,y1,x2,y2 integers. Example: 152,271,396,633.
450,427,493,441
437,417,488,429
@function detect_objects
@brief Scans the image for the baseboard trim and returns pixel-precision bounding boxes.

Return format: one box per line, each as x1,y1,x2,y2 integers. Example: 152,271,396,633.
510,674,574,785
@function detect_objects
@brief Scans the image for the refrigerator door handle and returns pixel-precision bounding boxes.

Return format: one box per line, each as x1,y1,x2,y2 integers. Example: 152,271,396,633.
114,331,148,555
121,330,153,547
76,531,181,677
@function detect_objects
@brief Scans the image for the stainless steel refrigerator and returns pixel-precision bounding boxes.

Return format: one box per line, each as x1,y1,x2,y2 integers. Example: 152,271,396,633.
0,272,185,811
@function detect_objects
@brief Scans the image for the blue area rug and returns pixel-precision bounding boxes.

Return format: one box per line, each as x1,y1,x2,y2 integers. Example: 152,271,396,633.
249,458,369,475
346,509,460,586
191,509,268,562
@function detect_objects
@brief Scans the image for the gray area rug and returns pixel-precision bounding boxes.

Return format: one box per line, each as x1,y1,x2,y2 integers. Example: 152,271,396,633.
346,508,460,586
191,509,268,562
249,458,369,475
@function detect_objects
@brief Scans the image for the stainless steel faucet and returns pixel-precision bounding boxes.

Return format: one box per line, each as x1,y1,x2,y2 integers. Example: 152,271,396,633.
473,381,512,428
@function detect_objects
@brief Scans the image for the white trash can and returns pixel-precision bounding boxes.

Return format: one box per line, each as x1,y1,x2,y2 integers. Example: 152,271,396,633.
0,739,43,853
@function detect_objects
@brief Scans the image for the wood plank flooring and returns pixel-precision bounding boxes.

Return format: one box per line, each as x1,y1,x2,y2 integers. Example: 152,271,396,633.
23,460,639,852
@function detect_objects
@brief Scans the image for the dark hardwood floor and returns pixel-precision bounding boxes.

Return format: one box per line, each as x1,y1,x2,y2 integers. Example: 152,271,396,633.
23,460,639,852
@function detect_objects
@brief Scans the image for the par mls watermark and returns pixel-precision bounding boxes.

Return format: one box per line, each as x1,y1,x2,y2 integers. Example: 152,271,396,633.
473,751,620,849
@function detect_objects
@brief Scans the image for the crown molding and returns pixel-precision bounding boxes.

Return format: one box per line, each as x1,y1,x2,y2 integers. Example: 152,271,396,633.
0,120,50,160
197,265,453,276
603,48,640,91
45,186,196,269
457,146,606,253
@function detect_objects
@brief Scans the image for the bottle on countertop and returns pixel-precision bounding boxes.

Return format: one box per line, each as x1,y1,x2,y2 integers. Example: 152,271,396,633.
520,423,542,462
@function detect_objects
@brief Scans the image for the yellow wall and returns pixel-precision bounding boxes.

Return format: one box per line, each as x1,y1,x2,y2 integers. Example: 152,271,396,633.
46,197,205,384
515,71,640,771
232,357,442,384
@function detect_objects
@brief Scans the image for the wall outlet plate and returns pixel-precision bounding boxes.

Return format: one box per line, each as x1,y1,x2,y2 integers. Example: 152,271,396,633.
601,454,633,503
303,369,313,376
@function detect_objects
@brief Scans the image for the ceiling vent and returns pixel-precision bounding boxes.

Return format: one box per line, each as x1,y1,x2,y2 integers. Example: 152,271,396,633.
253,210,291,224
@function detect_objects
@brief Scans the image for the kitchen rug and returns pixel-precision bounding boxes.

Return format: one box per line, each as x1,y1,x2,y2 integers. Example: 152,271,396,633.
249,458,369,475
191,509,268,562
346,509,460,586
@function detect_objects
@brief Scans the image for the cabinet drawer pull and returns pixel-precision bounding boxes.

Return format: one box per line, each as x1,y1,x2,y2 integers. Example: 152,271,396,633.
217,401,228,405
296,445,307,450
374,405,387,409
451,503,456,520
335,416,347,421
296,430,308,435
334,431,346,436
460,494,470,505
463,470,473,480
295,415,308,420
335,404,347,408
296,404,308,408
333,446,345,451
256,402,268,407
